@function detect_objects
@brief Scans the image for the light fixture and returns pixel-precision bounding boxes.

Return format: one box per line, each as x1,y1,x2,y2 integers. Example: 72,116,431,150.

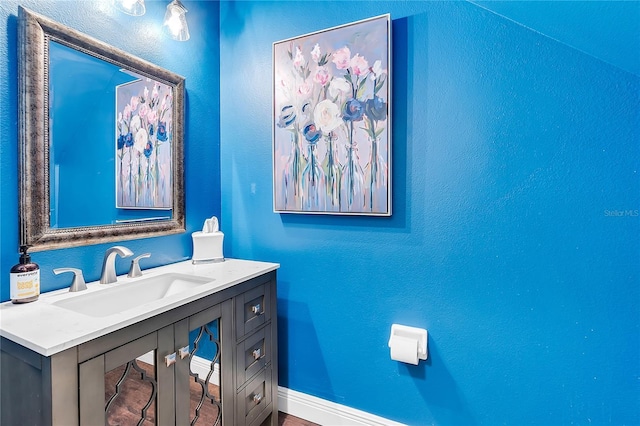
113,0,146,16
163,0,190,41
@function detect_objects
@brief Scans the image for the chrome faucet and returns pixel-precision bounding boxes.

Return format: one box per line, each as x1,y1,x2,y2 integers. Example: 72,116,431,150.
100,246,133,284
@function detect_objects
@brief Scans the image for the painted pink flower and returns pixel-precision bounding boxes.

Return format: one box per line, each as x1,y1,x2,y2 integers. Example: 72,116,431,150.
123,104,133,121
147,109,158,124
311,43,321,63
297,80,313,97
293,46,305,68
143,86,149,101
152,83,160,100
130,96,139,110
332,46,351,70
138,104,149,121
313,67,330,86
277,79,293,102
350,54,369,76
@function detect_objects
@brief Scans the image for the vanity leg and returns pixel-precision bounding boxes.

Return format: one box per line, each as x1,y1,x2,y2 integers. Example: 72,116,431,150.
45,347,79,426
79,354,105,426
221,299,235,426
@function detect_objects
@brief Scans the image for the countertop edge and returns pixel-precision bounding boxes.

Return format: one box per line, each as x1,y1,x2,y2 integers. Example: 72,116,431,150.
0,258,280,357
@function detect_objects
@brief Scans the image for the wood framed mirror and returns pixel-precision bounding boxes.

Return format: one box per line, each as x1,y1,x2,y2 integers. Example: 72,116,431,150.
18,6,186,252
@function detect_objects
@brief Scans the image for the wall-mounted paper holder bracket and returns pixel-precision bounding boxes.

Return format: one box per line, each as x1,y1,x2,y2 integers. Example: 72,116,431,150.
388,324,428,361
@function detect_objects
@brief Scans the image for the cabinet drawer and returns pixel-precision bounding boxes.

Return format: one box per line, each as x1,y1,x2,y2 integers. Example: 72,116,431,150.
236,324,271,386
238,366,272,426
236,284,271,339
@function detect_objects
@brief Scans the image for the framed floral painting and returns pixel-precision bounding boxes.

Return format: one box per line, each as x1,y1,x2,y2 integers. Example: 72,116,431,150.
116,78,173,210
273,14,391,215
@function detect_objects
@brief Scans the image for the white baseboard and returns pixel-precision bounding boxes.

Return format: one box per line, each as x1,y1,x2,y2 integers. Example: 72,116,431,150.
137,352,220,386
138,352,400,425
278,387,406,426
191,356,220,386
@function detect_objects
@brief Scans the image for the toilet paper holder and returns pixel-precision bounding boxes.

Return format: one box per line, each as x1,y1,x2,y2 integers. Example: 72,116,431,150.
388,324,428,362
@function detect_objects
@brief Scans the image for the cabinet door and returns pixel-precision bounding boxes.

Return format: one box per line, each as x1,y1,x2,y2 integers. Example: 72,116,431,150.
78,326,176,425
174,299,234,425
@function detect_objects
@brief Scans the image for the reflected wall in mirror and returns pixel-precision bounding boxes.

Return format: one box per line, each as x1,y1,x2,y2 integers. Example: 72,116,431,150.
19,6,185,251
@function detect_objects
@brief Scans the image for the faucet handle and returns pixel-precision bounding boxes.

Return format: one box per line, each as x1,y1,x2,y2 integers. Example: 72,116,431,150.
128,253,151,278
54,268,87,292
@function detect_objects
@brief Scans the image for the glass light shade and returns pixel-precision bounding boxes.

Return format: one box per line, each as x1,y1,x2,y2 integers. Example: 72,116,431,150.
163,0,190,41
113,0,146,16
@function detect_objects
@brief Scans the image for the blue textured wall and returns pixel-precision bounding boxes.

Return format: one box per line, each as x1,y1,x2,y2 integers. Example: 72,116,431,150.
0,0,220,300
219,1,639,424
2,1,639,424
472,0,640,76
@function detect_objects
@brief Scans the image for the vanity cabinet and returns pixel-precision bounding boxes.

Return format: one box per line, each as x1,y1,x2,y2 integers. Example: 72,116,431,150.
0,269,278,426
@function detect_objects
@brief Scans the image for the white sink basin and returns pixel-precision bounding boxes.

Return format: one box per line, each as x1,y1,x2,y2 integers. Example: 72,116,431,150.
52,273,214,317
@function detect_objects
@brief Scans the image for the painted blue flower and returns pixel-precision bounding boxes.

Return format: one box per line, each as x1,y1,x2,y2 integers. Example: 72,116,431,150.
117,134,126,150
149,123,154,137
303,123,321,144
277,105,296,128
342,98,364,122
157,122,168,142
365,96,387,122
123,132,134,148
144,141,153,158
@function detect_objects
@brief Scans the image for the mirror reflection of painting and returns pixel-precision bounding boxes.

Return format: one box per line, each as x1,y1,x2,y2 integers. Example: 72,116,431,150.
49,41,133,228
115,77,173,210
48,41,173,229
20,6,185,251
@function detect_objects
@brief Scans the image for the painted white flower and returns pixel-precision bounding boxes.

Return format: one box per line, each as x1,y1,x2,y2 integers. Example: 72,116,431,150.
328,77,350,98
311,43,321,63
371,60,383,77
129,114,142,132
314,99,342,134
293,46,305,68
134,128,148,153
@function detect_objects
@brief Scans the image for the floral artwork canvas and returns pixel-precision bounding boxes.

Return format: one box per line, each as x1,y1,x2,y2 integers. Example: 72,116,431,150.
116,78,173,209
273,15,391,215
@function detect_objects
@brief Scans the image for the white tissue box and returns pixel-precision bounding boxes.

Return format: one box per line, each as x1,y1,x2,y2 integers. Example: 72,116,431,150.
192,231,224,264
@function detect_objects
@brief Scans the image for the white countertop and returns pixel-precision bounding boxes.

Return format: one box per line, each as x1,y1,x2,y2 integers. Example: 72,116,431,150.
0,259,279,357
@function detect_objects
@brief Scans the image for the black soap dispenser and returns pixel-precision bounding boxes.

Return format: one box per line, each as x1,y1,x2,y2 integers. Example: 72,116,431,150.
10,246,40,303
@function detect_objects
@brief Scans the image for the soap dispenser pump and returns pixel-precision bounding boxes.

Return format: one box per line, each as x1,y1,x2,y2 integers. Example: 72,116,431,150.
10,245,40,303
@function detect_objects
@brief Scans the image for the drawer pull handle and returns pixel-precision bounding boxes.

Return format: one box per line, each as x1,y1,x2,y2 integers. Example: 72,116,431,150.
165,352,177,367
251,304,262,315
252,348,261,360
253,393,263,404
179,345,190,359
